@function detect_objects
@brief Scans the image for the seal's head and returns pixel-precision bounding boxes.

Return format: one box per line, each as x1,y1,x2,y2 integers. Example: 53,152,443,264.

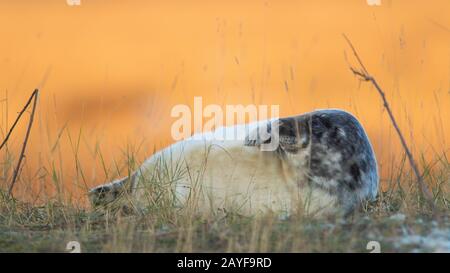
88,177,130,208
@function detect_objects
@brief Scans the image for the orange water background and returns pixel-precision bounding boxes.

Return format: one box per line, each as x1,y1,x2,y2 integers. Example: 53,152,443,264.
0,0,449,203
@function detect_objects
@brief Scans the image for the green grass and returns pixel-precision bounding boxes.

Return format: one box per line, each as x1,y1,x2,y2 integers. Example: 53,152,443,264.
0,152,448,253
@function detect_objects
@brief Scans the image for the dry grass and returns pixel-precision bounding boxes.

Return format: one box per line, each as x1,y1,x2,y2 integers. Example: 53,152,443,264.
0,84,448,253
0,146,448,252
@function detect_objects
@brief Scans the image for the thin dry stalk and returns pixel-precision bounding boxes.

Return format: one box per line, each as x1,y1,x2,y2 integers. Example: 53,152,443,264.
342,34,436,213
0,89,38,151
5,89,39,197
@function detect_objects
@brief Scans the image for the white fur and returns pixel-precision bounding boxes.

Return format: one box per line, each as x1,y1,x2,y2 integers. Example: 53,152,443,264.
129,121,337,217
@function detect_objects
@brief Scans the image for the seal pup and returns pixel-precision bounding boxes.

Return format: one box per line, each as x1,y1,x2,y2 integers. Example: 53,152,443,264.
89,109,378,217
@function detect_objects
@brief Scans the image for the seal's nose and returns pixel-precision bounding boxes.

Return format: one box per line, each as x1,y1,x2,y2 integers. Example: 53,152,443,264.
88,185,112,207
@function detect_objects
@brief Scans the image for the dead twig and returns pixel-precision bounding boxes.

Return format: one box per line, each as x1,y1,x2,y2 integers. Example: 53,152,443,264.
342,34,437,213
4,89,39,197
0,89,38,151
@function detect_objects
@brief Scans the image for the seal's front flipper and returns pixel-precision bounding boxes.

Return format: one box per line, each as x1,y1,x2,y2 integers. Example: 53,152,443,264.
244,121,273,147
